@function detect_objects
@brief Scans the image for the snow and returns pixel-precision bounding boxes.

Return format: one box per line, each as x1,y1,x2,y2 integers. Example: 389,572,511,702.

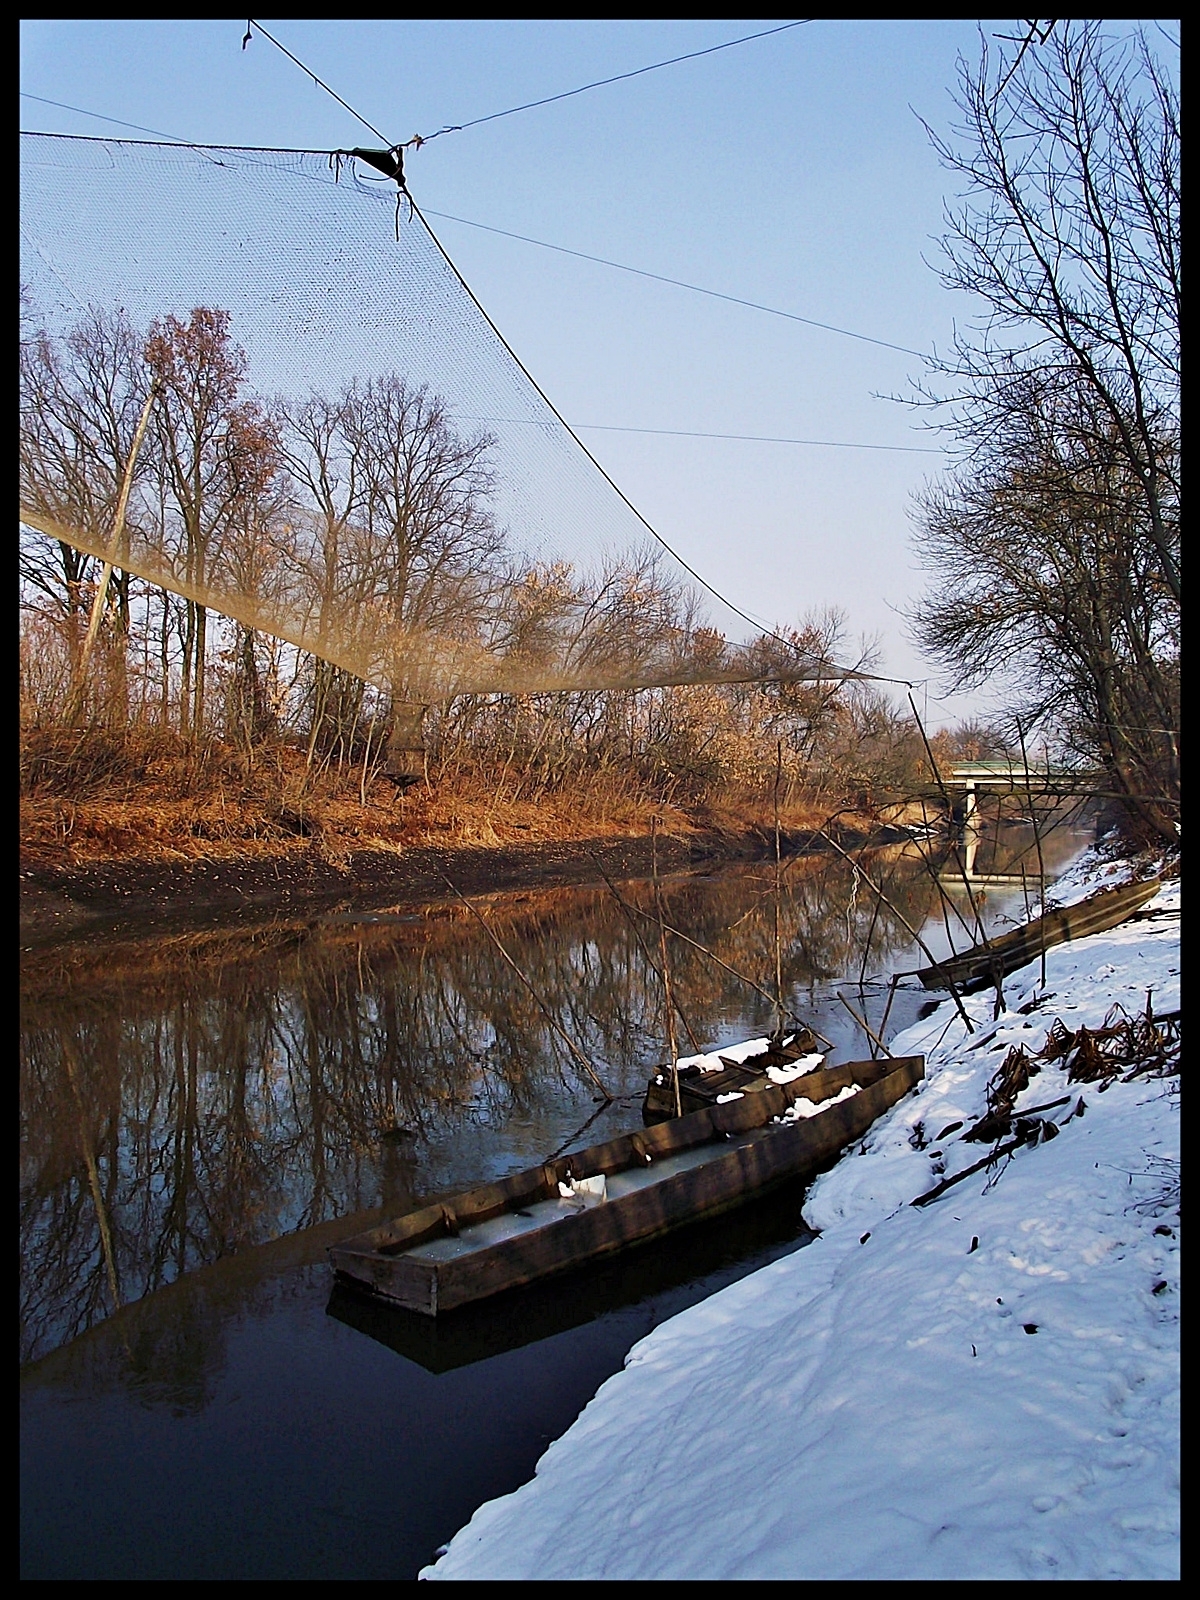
773,1082,860,1123
422,848,1179,1581
674,1036,773,1074
765,1051,825,1084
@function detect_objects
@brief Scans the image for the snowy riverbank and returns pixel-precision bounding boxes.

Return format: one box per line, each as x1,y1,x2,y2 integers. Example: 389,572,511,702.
422,845,1180,1580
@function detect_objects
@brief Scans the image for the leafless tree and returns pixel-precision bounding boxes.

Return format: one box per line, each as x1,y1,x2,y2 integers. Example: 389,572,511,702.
911,373,1179,843
908,22,1179,844
144,308,281,738
915,22,1178,600
20,305,154,711
278,377,502,780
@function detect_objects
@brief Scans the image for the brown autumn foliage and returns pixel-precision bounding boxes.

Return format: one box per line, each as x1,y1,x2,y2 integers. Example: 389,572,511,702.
19,301,956,873
17,706,923,872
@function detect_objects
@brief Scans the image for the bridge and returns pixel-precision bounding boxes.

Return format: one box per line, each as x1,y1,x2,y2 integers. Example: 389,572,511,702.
939,759,1102,884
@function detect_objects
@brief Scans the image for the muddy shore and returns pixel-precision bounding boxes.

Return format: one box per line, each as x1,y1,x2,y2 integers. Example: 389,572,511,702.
19,821,911,949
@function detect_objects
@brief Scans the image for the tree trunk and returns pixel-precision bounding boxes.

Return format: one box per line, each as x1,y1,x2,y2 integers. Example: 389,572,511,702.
193,603,207,737
384,700,427,787
180,600,194,738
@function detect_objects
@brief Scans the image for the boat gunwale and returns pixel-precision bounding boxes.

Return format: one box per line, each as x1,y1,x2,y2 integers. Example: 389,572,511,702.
329,1054,924,1310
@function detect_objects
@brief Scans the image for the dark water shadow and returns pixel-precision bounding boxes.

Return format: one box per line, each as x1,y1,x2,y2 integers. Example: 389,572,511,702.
327,1170,818,1375
22,1175,816,1580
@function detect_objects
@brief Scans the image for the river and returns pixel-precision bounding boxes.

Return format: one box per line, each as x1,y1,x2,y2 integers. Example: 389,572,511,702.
20,820,1092,1578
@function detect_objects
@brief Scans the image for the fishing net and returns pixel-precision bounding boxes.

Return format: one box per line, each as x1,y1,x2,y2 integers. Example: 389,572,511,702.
21,132,859,710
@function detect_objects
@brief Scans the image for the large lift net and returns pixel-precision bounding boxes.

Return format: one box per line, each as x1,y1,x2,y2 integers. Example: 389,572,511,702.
20,133,856,705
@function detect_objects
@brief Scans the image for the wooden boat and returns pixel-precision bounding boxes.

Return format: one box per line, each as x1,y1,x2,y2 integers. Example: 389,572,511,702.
915,877,1161,993
328,1052,924,1316
326,1172,825,1373
642,1031,823,1122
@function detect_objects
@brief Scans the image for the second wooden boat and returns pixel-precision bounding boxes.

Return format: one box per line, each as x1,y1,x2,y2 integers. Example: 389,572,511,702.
642,1030,823,1121
915,877,1160,993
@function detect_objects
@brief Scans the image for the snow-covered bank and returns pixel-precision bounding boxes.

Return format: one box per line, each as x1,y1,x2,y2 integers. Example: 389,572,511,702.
422,847,1179,1581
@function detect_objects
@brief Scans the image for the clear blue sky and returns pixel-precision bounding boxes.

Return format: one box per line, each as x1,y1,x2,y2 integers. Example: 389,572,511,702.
18,19,1175,727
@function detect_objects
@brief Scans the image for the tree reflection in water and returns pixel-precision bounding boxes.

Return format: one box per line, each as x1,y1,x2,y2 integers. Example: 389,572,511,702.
19,838,1060,1366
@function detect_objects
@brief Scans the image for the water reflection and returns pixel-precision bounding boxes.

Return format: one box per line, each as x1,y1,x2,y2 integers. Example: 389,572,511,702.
20,825,1088,1368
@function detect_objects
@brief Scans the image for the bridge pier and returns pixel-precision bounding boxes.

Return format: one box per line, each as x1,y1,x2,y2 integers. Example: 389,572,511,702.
941,758,1099,886
961,781,980,878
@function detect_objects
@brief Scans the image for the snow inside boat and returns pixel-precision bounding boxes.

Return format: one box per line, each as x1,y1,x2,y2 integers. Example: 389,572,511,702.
329,1051,925,1316
642,1030,825,1121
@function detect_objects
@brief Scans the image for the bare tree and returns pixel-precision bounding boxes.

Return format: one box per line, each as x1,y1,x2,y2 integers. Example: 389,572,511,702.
281,376,503,781
911,372,1179,843
908,22,1179,844
273,392,375,765
916,23,1179,601
20,305,154,712
143,308,280,738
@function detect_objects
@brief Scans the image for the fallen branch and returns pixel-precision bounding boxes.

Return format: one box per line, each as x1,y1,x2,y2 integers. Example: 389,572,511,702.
911,1125,1047,1207
835,991,894,1058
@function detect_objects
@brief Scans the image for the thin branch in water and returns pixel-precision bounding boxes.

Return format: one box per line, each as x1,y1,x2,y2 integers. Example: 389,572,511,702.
588,852,702,1054
621,898,832,1048
652,816,682,1119
816,829,975,1035
431,866,612,1101
836,990,895,1059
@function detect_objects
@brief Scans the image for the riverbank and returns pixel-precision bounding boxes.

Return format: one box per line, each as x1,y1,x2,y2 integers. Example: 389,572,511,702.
19,805,917,948
21,724,942,946
423,842,1180,1581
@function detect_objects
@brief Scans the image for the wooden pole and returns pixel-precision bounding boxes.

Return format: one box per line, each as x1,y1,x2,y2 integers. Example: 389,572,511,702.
1016,718,1049,991
65,381,158,724
652,816,682,1118
773,740,785,1041
878,971,901,1044
836,991,895,1058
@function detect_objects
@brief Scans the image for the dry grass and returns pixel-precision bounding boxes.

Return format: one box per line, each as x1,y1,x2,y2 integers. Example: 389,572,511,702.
20,728,869,873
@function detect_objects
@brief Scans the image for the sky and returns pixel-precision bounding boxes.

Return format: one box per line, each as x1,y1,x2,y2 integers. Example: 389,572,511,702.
18,19,1176,728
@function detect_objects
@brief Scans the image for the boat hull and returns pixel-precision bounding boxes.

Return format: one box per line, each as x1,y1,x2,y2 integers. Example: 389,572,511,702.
329,1054,924,1315
916,878,1160,992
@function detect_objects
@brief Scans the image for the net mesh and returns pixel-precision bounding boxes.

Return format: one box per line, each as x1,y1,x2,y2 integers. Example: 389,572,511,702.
20,133,854,702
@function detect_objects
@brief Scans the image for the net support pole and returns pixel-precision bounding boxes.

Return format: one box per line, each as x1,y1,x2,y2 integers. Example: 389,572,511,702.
384,700,428,787
64,380,158,725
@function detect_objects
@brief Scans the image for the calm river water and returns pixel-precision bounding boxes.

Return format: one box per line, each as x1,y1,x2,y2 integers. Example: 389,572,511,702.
20,822,1091,1578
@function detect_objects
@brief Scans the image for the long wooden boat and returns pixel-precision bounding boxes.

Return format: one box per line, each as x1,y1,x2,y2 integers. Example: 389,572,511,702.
915,877,1160,993
326,1171,823,1373
329,1052,924,1316
642,1031,821,1122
